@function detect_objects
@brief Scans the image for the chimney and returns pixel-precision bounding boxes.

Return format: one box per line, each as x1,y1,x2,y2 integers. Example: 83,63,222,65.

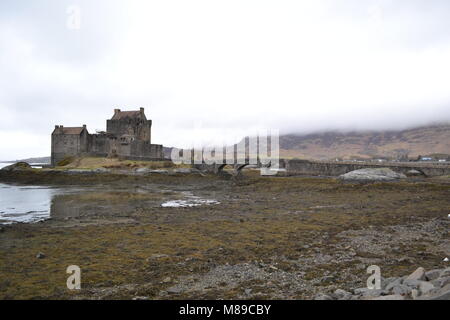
140,107,144,114
114,109,121,114
55,125,59,129
83,124,87,129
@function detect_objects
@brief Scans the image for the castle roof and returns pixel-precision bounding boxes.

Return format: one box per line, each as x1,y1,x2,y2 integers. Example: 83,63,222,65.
53,126,86,135
111,108,146,120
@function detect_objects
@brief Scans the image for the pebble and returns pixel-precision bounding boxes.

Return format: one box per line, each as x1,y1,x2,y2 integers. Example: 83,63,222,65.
36,252,45,259
167,287,182,294
147,253,169,261
162,277,172,283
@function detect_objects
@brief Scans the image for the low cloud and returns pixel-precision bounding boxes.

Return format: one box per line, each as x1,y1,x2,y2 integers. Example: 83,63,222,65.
1,0,450,159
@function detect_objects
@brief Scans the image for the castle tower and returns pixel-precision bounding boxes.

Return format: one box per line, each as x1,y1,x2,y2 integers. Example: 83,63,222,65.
51,125,89,166
106,108,152,142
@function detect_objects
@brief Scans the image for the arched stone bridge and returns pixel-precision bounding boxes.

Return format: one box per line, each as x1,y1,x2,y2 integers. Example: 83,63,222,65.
194,158,450,177
193,160,273,176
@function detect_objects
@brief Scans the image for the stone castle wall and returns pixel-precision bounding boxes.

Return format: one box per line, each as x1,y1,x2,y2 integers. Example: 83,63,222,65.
51,109,163,165
107,119,152,142
51,129,90,165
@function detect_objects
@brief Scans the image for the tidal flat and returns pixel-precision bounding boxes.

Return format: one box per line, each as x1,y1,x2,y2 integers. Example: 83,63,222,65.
0,170,449,299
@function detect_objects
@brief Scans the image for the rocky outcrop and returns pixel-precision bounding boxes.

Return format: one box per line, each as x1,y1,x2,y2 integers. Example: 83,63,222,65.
406,169,424,177
0,162,32,172
338,168,406,182
65,168,111,175
316,267,450,300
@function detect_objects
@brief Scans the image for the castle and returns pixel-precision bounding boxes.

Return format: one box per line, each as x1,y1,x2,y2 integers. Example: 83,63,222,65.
51,108,164,166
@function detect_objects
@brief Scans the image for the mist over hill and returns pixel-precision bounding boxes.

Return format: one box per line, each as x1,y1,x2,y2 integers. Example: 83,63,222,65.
279,124,450,160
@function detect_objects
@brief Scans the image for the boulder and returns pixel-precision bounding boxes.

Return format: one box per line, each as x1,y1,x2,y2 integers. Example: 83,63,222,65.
392,284,412,296
135,168,153,174
406,169,423,177
149,169,169,175
333,289,352,300
385,278,403,291
431,277,450,288
403,279,422,288
428,290,450,300
354,288,387,297
314,293,334,300
172,168,201,175
1,162,32,172
425,269,442,281
406,267,426,281
372,294,406,300
419,281,435,295
440,268,450,278
135,168,170,175
418,284,450,300
66,169,95,175
339,168,407,182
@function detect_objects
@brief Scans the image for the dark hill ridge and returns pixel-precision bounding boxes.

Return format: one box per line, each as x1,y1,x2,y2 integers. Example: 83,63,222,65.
1,156,50,164
279,124,450,160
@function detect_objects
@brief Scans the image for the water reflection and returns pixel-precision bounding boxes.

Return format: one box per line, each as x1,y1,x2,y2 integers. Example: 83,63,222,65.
0,184,57,224
1,182,220,224
0,183,87,224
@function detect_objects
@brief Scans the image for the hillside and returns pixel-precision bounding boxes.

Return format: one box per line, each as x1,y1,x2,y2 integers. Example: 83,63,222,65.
279,124,450,160
2,156,50,164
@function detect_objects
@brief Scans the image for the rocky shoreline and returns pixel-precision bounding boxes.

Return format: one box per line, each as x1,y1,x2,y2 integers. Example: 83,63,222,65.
316,266,450,300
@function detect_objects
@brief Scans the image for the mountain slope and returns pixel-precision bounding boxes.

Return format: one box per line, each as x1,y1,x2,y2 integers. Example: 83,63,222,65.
279,124,450,160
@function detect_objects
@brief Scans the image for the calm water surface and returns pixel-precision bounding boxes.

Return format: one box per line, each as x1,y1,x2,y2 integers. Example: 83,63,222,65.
0,184,63,224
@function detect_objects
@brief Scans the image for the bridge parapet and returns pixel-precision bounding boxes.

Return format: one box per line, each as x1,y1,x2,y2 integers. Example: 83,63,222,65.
285,160,450,177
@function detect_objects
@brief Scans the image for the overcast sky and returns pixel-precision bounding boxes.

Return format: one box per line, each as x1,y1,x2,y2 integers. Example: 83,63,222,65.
1,0,450,160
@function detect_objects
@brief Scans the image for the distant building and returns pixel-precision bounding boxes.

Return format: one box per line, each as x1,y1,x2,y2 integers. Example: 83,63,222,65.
51,108,163,166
